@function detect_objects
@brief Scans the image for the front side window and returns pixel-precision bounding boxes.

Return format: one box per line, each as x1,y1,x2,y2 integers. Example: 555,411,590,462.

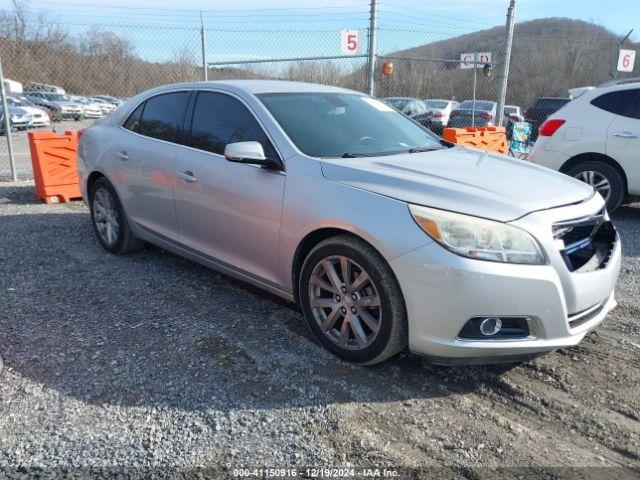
591,89,639,119
258,92,445,158
188,91,278,159
137,91,190,143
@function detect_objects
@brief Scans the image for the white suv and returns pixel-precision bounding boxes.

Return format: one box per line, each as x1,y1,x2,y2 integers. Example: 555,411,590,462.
530,79,640,211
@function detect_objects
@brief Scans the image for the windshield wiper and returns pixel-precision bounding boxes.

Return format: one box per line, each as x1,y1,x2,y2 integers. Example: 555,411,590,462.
408,146,441,153
341,152,368,158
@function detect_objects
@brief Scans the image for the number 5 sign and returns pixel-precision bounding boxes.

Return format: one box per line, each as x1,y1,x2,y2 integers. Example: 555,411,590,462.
617,49,636,73
340,30,360,55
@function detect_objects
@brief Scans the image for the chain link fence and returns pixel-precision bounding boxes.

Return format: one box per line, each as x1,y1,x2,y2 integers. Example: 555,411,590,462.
0,2,637,180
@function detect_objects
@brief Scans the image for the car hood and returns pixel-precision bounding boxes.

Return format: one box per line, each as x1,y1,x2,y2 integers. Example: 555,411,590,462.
320,146,594,222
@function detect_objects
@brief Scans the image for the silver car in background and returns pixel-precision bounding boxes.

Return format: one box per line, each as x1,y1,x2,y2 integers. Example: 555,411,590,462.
449,100,498,127
78,81,620,365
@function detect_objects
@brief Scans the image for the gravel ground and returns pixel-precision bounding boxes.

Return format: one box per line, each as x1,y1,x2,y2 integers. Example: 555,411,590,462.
0,181,639,479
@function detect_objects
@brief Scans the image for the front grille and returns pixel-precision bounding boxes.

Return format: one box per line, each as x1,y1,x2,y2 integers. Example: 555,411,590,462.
553,209,616,272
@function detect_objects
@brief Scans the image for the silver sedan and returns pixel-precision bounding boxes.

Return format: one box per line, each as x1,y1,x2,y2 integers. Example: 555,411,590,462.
78,80,620,365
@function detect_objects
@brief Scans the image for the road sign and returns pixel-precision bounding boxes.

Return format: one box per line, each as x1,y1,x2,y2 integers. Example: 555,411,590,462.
460,52,492,69
340,30,360,55
617,49,636,73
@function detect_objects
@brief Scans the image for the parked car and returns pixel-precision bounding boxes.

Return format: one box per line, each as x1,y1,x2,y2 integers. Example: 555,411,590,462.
92,95,124,107
504,105,524,122
525,97,571,140
7,96,50,127
382,97,428,118
0,106,32,134
79,80,620,366
70,96,104,119
424,99,459,126
530,79,640,212
25,92,83,121
89,97,118,115
448,100,497,127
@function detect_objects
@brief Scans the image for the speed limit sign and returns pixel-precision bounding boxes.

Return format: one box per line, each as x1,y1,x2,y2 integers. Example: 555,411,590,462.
340,30,360,55
617,49,636,72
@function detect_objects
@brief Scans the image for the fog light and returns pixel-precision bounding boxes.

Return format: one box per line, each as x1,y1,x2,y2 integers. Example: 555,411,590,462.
479,317,502,336
458,316,533,340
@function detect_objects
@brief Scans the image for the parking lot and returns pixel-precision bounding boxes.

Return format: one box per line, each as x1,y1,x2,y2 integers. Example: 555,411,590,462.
0,181,638,477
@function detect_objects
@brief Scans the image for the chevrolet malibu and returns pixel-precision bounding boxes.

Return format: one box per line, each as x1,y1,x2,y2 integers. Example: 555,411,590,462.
78,81,621,365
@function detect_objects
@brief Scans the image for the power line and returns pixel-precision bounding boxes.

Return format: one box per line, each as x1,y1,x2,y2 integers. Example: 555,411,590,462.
380,2,495,28
23,0,370,14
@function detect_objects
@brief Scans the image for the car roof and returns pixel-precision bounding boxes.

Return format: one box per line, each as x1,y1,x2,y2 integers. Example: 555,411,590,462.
156,80,359,95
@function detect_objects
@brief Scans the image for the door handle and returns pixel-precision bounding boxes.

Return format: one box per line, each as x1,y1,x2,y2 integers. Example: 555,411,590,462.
116,151,129,160
613,131,638,139
178,170,198,183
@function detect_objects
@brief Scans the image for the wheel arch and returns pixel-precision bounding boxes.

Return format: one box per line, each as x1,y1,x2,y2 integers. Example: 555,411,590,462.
86,170,107,198
560,152,628,195
291,227,385,304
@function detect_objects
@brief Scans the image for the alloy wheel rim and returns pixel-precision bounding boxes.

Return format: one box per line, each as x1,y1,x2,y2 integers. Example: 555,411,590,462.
308,255,382,351
93,188,120,246
575,170,611,202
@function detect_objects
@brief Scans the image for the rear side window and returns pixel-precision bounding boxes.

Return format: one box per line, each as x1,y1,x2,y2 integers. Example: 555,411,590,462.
137,92,190,143
188,91,278,160
591,89,639,118
123,103,144,132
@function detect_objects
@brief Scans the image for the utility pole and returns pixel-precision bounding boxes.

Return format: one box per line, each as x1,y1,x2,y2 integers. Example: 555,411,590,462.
201,11,208,82
0,56,17,181
471,52,477,127
366,0,377,96
613,29,634,79
496,0,516,128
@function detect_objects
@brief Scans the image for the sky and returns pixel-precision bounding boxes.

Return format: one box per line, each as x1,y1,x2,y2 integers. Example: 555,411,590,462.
2,0,638,63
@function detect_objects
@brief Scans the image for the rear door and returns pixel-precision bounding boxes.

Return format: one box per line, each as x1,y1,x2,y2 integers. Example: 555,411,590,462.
114,90,191,241
599,88,640,194
173,90,285,285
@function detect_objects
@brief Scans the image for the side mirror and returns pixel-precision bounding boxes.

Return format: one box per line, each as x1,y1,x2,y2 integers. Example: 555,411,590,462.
224,141,280,169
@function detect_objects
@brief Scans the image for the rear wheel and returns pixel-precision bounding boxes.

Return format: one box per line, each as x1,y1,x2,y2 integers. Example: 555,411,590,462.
565,160,625,212
90,177,144,254
299,235,407,365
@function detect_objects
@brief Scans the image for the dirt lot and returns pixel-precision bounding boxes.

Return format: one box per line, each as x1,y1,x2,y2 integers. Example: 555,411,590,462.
0,181,639,479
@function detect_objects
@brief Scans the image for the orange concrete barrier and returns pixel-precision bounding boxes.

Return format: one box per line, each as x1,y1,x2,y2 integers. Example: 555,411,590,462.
442,126,507,154
28,130,82,204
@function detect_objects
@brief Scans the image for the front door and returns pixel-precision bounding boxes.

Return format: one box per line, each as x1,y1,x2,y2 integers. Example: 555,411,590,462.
605,88,640,194
174,91,285,285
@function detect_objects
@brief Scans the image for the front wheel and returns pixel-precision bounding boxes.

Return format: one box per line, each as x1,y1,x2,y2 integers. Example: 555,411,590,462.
565,161,625,212
299,235,408,365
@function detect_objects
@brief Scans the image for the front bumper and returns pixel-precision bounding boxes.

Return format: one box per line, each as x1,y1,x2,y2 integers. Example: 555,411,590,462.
390,194,621,363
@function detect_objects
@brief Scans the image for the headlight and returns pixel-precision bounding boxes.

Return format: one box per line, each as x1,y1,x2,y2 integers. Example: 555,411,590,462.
409,204,545,265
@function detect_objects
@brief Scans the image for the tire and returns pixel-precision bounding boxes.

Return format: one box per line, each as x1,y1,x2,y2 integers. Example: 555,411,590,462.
565,160,625,212
74,115,81,121
299,235,408,365
89,177,144,254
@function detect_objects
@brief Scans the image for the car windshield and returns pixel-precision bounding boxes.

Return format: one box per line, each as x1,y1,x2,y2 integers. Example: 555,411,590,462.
384,98,411,111
425,100,448,109
458,100,495,111
258,93,444,158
